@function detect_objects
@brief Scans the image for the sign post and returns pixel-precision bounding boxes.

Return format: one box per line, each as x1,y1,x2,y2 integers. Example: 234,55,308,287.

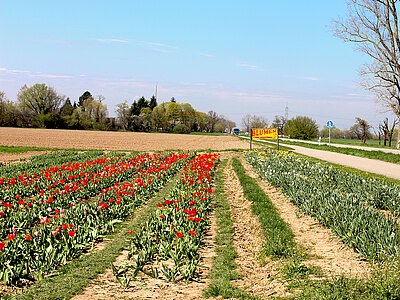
251,128,279,150
250,129,253,150
326,120,334,146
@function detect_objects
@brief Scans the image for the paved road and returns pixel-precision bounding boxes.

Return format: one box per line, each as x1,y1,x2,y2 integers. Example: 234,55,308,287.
241,137,400,181
281,138,400,154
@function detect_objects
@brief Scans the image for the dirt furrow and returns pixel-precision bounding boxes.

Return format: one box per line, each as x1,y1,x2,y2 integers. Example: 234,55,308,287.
222,154,289,298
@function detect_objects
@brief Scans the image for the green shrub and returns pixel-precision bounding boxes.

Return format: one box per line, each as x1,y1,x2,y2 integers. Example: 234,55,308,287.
173,124,190,134
284,116,318,140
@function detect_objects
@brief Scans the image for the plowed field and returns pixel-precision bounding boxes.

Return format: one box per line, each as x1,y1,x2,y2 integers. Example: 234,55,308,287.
0,127,249,151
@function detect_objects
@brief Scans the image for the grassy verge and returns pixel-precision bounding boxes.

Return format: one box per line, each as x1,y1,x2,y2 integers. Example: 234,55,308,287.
0,145,61,154
313,137,398,149
232,158,297,259
280,140,400,165
237,136,294,151
203,159,254,299
9,171,183,300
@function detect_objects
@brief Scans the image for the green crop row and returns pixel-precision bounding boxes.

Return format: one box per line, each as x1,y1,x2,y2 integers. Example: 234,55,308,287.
245,149,400,261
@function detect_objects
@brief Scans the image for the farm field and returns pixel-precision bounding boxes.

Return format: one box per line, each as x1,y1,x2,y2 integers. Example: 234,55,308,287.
0,127,250,152
0,129,399,299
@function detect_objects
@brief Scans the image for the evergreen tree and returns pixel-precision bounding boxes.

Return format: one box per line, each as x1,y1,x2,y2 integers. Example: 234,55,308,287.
78,91,92,107
149,95,157,110
60,98,74,116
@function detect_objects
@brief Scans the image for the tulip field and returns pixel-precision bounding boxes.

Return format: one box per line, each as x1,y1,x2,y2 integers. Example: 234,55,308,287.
245,149,400,261
1,134,400,299
113,153,219,284
0,150,195,284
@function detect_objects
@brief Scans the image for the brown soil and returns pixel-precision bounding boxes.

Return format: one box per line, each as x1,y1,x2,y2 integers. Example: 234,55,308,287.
222,153,290,298
0,151,48,164
0,127,250,151
239,156,371,279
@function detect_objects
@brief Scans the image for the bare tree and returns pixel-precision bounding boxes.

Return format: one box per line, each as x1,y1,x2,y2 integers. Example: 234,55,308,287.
207,110,220,132
241,114,252,133
116,101,131,130
250,116,268,128
271,115,287,135
241,114,268,132
356,117,371,144
379,117,398,146
333,0,400,148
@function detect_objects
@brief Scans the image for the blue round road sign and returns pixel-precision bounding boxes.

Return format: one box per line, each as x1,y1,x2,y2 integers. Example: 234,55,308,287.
327,120,334,128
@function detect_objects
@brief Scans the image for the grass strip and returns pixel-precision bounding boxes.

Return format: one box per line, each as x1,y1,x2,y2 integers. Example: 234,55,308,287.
237,136,294,151
9,171,183,300
280,140,400,165
313,137,398,149
203,159,255,299
232,158,297,259
0,145,64,154
0,145,101,155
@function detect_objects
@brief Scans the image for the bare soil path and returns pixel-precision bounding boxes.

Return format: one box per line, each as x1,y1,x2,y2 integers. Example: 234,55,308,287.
222,153,289,298
0,151,47,164
0,127,250,151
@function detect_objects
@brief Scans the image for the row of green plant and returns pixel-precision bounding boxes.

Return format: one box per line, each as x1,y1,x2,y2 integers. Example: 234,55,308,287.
232,158,298,258
113,153,219,285
260,148,400,215
0,151,192,284
233,151,400,299
245,149,400,261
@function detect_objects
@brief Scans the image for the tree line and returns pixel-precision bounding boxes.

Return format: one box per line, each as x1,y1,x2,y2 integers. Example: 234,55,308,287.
0,83,236,133
242,113,398,146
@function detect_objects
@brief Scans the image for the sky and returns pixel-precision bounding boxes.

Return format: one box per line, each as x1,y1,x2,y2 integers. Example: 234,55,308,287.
0,0,395,130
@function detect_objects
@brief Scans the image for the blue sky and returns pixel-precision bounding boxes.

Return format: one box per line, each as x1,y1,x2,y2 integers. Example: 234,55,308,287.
0,0,393,130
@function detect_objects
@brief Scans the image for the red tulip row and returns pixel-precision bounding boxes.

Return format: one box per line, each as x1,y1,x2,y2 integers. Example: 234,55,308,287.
114,153,220,283
0,152,179,239
0,151,193,284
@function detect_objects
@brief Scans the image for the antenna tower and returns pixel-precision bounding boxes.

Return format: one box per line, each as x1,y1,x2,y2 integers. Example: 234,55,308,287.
285,103,289,120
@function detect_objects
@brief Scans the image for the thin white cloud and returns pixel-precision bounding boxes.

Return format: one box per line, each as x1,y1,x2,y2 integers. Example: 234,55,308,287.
133,39,178,53
96,38,129,43
198,52,214,57
304,77,319,81
0,67,73,79
135,40,178,49
236,63,261,70
30,73,73,79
